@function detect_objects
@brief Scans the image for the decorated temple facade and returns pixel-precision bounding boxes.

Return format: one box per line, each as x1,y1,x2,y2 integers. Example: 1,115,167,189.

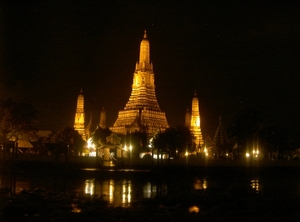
110,30,169,135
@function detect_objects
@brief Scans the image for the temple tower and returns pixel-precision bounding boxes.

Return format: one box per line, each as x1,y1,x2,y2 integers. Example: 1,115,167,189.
99,107,106,129
190,91,204,149
213,116,228,152
74,88,86,140
185,107,191,128
110,30,169,135
85,111,92,139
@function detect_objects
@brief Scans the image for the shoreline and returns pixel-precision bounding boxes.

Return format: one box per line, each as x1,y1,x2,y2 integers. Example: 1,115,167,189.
1,154,300,178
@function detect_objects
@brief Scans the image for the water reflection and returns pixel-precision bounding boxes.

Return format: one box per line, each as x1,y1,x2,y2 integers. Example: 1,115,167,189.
84,179,95,195
143,182,152,198
1,170,300,208
143,181,168,198
81,179,132,207
250,178,260,193
194,177,208,190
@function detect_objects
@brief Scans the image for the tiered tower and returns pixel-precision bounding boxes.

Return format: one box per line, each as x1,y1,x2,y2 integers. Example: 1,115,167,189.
110,30,169,135
74,89,86,140
99,107,106,129
185,107,191,127
189,92,204,149
213,116,227,151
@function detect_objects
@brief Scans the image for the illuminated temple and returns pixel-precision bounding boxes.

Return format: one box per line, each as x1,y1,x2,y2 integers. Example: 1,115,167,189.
185,92,204,149
74,89,86,140
110,30,169,135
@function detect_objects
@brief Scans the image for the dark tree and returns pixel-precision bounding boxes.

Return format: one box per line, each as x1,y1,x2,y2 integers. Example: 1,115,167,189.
91,126,112,147
227,107,264,154
260,125,300,159
0,99,38,141
48,127,85,156
122,131,148,157
152,126,194,157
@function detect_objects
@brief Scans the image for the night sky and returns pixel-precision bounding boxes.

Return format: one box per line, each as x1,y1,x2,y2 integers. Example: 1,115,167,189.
0,1,299,137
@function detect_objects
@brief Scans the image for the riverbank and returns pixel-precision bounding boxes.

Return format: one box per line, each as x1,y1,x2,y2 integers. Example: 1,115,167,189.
1,153,300,178
1,154,300,221
1,166,299,221
1,153,300,168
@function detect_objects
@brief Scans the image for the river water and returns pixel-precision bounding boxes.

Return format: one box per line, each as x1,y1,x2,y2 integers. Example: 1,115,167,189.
1,166,300,208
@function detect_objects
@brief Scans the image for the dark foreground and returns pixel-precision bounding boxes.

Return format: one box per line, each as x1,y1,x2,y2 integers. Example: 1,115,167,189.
1,158,300,221
1,188,299,221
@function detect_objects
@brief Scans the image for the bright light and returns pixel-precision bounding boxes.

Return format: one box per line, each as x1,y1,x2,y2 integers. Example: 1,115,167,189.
148,138,153,148
189,206,200,213
185,151,188,156
124,145,127,151
86,137,96,156
84,179,94,195
89,151,96,156
109,180,114,203
252,150,259,158
87,138,94,149
139,152,152,158
246,153,250,157
129,145,132,151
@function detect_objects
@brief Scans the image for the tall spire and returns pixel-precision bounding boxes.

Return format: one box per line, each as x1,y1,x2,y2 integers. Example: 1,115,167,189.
190,91,204,149
74,88,86,140
138,29,150,69
85,111,92,139
99,107,106,129
213,115,228,154
110,31,168,135
185,107,191,127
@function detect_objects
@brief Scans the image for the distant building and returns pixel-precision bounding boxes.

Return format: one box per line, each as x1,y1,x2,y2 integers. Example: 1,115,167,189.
110,30,169,136
213,116,228,154
186,92,204,150
99,107,106,129
185,107,191,128
74,89,87,140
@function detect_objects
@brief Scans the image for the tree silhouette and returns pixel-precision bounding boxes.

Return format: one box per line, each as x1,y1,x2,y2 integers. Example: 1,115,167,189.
152,126,194,157
122,131,148,156
91,126,112,146
48,127,85,156
0,99,38,141
227,107,264,153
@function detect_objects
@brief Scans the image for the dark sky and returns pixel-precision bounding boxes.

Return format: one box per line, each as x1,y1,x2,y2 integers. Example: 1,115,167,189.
0,0,299,137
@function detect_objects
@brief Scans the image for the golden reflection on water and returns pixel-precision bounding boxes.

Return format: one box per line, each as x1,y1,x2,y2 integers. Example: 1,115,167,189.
82,179,172,207
250,178,260,192
83,179,132,207
194,178,208,190
143,182,168,198
84,179,95,195
143,182,152,198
